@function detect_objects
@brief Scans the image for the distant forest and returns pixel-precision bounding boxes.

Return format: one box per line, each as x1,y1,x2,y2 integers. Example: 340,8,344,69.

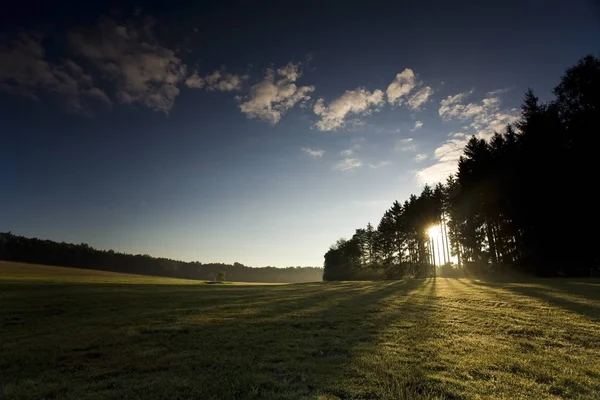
325,55,600,280
0,233,323,283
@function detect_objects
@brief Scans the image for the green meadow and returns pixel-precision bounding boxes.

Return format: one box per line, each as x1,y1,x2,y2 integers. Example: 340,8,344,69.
1,261,599,399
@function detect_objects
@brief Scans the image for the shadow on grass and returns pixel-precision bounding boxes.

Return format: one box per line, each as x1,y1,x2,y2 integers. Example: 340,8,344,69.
174,278,458,399
465,279,600,321
1,279,459,400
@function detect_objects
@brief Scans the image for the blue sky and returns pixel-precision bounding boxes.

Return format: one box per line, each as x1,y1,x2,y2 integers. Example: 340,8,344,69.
1,0,599,267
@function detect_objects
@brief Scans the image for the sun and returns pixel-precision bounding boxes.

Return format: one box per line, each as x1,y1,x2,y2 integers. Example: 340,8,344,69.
427,225,441,239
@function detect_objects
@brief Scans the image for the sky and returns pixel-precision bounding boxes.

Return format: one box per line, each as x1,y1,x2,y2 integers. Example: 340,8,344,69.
1,0,599,267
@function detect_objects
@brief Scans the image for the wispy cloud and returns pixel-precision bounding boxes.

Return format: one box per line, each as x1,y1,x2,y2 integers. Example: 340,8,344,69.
470,107,519,140
1,15,200,114
407,86,433,110
414,153,428,162
67,16,187,113
334,158,362,171
386,68,416,105
301,147,324,158
439,90,518,139
418,89,519,183
239,62,315,124
340,148,354,157
0,32,110,115
368,161,389,169
204,70,247,92
412,120,423,131
313,88,384,131
396,137,416,152
487,87,513,96
184,71,205,89
438,90,474,120
311,67,434,130
416,136,468,183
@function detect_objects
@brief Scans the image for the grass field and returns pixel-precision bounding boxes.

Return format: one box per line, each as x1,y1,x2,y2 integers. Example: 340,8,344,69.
1,261,600,399
0,262,282,285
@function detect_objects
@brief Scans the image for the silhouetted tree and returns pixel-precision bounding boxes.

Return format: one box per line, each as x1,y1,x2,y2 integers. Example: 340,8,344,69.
0,233,323,283
323,55,600,280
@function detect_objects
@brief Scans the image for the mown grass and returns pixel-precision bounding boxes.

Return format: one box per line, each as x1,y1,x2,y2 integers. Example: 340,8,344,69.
1,262,600,399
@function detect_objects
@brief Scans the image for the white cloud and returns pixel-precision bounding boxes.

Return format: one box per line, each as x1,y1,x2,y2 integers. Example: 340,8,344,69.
414,153,428,162
312,67,432,129
368,161,389,169
184,71,205,89
205,71,220,87
416,136,469,183
0,32,110,114
408,86,433,110
386,68,416,105
340,148,354,157
314,88,384,131
239,62,315,124
277,63,300,81
470,109,519,140
204,70,246,92
438,90,473,119
412,120,423,131
487,87,512,96
438,91,518,139
67,17,187,113
334,158,362,171
396,137,416,151
301,147,324,158
419,89,520,183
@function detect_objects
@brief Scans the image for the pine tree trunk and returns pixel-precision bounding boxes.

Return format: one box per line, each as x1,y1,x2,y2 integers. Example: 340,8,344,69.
441,213,450,264
431,237,436,268
486,221,498,268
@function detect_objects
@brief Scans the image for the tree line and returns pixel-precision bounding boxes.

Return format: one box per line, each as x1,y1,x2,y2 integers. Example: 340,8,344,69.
0,232,323,283
324,55,600,280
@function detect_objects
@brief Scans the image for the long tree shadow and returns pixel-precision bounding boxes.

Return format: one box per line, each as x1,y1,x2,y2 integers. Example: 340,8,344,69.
244,277,459,399
277,277,458,399
164,279,440,399
3,279,461,399
445,278,600,396
466,279,600,321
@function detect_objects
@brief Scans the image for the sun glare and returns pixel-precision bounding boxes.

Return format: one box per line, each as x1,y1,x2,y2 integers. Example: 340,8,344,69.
427,225,441,239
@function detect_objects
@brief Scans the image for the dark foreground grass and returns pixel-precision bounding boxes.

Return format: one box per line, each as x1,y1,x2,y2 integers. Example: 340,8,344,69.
1,262,600,399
